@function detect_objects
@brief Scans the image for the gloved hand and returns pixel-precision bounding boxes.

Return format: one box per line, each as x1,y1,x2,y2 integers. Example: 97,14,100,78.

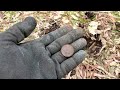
0,17,87,79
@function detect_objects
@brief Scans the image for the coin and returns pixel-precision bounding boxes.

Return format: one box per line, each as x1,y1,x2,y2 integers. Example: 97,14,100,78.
61,44,74,57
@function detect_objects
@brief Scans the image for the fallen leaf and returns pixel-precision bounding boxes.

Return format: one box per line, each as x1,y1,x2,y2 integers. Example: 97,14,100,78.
62,17,69,23
71,14,79,20
115,67,120,77
88,21,99,35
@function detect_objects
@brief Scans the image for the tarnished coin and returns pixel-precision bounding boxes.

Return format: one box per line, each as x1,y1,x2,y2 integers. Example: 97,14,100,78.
61,44,74,57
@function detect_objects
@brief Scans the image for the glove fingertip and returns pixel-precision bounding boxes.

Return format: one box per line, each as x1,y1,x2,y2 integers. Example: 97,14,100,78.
73,50,86,64
19,17,37,38
24,17,37,28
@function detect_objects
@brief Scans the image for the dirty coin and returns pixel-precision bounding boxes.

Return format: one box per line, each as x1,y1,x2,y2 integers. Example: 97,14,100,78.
61,44,74,57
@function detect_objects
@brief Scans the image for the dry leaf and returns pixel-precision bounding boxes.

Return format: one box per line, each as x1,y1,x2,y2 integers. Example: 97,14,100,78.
71,14,79,20
99,35,107,46
88,21,99,35
62,17,69,23
115,38,120,45
115,67,120,77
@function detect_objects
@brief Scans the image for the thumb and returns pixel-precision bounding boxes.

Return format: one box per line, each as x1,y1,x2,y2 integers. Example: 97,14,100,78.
0,17,37,44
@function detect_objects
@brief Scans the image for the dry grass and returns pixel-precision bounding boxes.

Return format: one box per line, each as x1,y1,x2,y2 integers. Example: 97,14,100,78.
0,11,119,79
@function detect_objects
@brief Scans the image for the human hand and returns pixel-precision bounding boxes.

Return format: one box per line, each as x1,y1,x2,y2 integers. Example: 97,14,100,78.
0,17,87,79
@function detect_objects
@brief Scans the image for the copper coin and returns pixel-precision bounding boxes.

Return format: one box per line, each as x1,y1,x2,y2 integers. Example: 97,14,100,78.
61,44,74,57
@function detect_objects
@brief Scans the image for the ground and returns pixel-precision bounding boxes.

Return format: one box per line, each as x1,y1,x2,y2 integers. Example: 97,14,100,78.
0,11,119,79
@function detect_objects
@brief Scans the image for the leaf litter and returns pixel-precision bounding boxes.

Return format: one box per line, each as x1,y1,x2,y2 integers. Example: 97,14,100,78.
0,11,119,79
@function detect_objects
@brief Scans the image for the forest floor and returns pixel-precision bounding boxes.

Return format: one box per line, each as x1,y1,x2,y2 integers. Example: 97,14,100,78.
0,11,119,79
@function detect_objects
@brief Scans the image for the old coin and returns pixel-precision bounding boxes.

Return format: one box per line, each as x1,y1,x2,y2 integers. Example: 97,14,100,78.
61,44,74,57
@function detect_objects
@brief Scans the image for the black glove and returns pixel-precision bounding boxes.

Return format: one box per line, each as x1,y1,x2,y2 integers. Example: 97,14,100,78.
0,17,87,79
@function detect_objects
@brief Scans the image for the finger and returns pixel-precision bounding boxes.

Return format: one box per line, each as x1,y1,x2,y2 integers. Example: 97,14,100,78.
60,50,86,78
51,51,67,63
38,25,73,46
51,38,87,63
0,17,37,44
47,28,84,55
71,38,87,52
